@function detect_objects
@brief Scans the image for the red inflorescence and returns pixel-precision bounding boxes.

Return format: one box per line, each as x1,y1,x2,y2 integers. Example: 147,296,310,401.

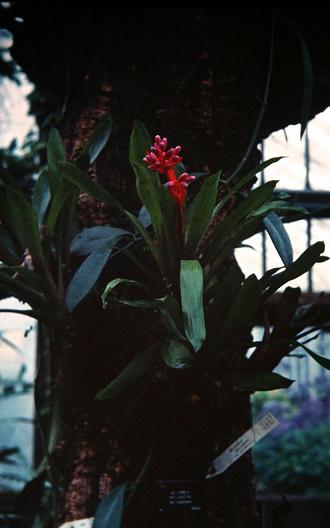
143,135,195,211
143,135,183,174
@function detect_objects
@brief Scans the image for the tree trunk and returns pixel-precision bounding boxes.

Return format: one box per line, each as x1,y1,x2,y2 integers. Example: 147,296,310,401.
54,20,265,526
9,7,330,527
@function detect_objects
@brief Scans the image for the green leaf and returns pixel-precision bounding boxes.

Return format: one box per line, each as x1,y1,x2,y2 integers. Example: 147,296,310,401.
101,278,150,309
129,121,176,275
263,211,293,266
0,227,20,265
296,341,330,370
15,472,46,522
45,178,77,236
205,181,277,262
162,340,194,369
263,241,326,296
180,260,206,352
1,186,46,272
58,160,124,213
95,344,159,400
273,286,301,333
213,157,284,217
226,371,294,392
251,200,309,218
184,171,220,256
109,291,186,342
138,205,151,227
121,248,162,293
32,170,51,226
70,226,130,256
125,211,163,273
77,113,113,164
129,119,152,169
207,264,244,325
287,22,313,138
211,274,262,351
47,128,66,196
156,295,187,342
0,187,23,252
58,159,163,273
93,483,128,528
205,216,262,285
133,162,163,245
66,245,113,311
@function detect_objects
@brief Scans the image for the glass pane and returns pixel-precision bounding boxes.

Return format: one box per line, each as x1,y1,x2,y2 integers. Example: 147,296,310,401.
0,74,35,148
235,232,263,279
308,107,330,191
311,219,330,291
262,124,306,190
265,220,308,291
0,298,36,493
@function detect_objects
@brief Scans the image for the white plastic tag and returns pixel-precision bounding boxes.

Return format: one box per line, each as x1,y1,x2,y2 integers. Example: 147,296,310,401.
58,518,94,528
206,412,278,479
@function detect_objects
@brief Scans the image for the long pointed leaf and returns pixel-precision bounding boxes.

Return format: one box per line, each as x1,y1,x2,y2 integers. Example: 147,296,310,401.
263,241,326,296
296,341,330,370
84,113,112,164
180,260,206,352
226,371,294,391
45,179,77,235
101,278,150,309
129,121,175,276
0,227,20,265
92,483,128,528
95,344,158,400
66,245,113,311
77,113,113,164
211,274,262,351
184,171,220,256
58,160,124,212
125,211,162,273
133,162,163,243
213,157,284,217
129,119,152,170
3,186,47,272
129,121,162,240
32,170,51,226
70,226,130,256
59,160,163,272
287,23,313,138
205,181,277,262
263,211,293,266
47,128,66,196
156,295,186,342
162,340,194,369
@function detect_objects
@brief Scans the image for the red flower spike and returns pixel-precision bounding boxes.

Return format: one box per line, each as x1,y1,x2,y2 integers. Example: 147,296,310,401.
143,135,195,218
165,173,196,210
143,135,183,174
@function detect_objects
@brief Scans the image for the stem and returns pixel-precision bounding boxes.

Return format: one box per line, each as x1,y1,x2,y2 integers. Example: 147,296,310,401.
34,338,59,528
0,269,48,309
0,308,45,319
226,12,276,184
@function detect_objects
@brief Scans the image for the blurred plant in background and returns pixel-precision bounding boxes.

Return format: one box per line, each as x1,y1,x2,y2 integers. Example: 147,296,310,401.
252,376,330,495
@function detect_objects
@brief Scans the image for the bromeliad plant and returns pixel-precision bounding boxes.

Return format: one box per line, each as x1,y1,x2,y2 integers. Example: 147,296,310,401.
93,122,330,398
0,117,329,399
0,115,329,526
